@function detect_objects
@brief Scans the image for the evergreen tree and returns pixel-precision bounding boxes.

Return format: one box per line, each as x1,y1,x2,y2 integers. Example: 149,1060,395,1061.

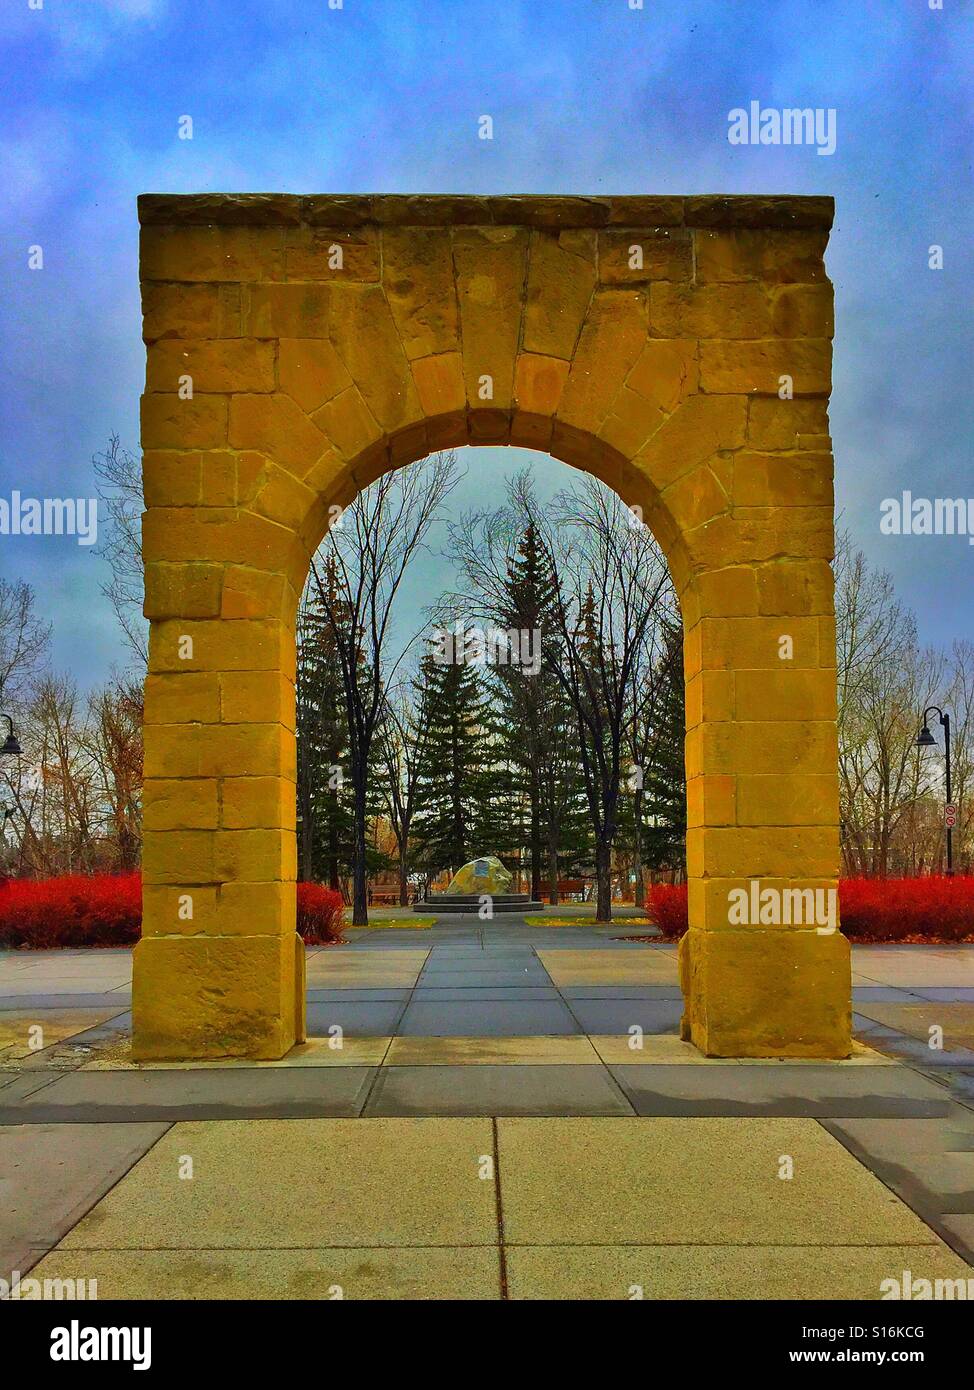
641,617,687,876
411,630,500,878
295,558,356,888
489,522,561,896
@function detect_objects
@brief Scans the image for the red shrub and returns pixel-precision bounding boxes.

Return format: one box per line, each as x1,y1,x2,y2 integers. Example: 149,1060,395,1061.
838,876,974,943
0,873,346,949
0,872,142,949
646,876,974,943
646,882,689,939
297,881,346,944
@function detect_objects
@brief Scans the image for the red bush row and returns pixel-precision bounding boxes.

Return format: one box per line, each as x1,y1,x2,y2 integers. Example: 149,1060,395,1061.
839,876,974,943
0,872,143,949
647,878,974,943
0,874,346,949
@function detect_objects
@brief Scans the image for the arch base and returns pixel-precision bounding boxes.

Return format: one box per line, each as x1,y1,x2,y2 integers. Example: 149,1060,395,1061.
679,928,851,1058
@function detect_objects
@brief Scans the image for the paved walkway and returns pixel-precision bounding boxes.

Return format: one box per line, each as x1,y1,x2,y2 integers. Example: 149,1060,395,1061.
3,922,974,1299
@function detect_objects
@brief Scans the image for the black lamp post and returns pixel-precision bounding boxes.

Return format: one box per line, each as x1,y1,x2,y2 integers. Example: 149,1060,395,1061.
918,705,953,876
0,714,21,759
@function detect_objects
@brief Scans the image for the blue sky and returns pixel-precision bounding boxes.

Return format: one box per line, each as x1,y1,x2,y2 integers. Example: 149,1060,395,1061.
0,0,971,688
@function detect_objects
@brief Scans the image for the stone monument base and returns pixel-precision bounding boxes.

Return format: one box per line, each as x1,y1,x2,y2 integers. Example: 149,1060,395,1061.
413,893,543,915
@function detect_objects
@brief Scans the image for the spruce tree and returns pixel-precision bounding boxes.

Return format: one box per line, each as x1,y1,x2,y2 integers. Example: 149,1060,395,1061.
295,558,356,888
491,523,588,900
642,617,687,877
411,631,500,879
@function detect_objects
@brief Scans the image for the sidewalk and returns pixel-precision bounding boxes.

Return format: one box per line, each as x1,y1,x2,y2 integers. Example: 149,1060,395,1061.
3,930,974,1299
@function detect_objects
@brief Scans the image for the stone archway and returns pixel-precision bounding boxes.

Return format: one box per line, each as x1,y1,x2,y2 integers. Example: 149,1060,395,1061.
134,193,850,1061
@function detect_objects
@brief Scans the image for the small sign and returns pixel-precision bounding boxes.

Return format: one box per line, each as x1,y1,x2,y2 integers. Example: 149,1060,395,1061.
945,804,957,828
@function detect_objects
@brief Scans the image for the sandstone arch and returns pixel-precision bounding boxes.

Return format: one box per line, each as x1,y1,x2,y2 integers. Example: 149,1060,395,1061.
135,193,850,1060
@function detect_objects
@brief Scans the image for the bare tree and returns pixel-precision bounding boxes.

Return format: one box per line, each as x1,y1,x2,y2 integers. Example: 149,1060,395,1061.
93,435,147,668
0,578,51,705
86,681,144,871
311,450,461,924
543,478,671,919
835,532,943,876
376,678,433,906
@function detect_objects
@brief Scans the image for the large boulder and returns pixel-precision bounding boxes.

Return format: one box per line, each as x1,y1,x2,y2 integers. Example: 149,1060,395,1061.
445,856,513,895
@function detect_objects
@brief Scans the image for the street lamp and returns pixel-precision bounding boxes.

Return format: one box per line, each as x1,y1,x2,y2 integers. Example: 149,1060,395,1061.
918,705,953,876
0,715,21,759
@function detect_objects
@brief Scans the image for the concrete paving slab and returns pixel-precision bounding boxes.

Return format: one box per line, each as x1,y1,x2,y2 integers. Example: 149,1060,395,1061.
567,1000,685,1035
537,949,679,987
413,970,554,989
851,987,927,1003
851,949,974,988
385,1036,601,1066
79,1038,392,1070
941,1215,974,1263
305,953,428,988
505,1243,973,1300
853,1016,974,1068
397,998,581,1037
560,986,685,1000
410,986,561,1002
26,1245,502,1300
736,1041,895,1066
0,1121,169,1279
853,1001,974,1051
608,1063,953,1117
306,988,411,1003
589,1036,888,1066
0,993,132,1013
937,1068,974,1104
305,1000,405,1037
0,1009,128,1059
495,1117,944,1247
421,954,546,969
914,988,974,1002
837,1113,974,1146
0,1067,378,1122
823,1117,974,1263
592,1035,739,1066
365,1065,633,1116
57,1118,497,1249
0,1072,64,1101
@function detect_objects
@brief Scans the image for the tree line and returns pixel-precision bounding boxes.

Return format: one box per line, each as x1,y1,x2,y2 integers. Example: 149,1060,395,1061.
1,438,971,903
296,455,686,922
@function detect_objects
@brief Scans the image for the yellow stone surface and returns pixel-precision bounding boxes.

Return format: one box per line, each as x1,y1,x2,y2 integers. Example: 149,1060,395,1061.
445,856,513,895
137,194,844,1060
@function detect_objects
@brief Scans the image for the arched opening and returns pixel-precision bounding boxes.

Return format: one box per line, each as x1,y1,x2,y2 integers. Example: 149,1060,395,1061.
134,193,850,1061
296,444,687,912
294,440,690,1048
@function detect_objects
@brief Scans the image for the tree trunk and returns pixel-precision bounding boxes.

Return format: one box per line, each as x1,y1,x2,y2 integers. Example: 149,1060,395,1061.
530,772,542,901
633,787,644,907
398,850,409,907
547,841,559,907
351,774,369,926
595,839,612,922
298,782,313,882
328,816,340,891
